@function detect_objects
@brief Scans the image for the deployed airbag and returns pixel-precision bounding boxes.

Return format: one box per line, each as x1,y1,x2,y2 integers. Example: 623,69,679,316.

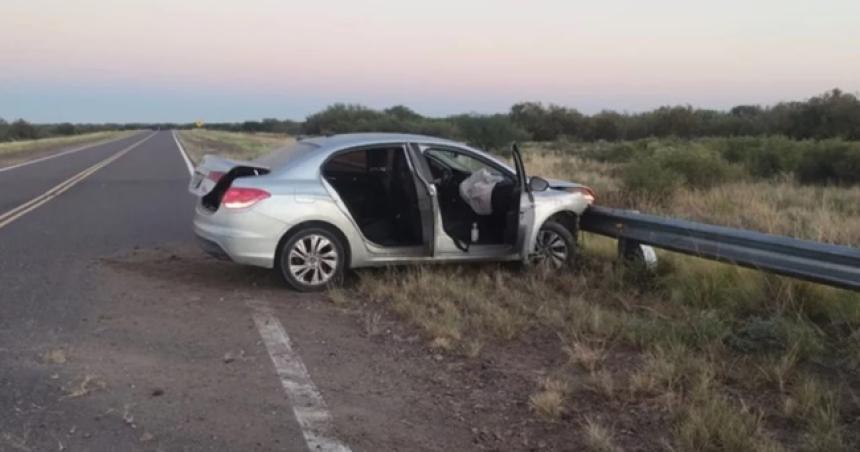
459,168,504,215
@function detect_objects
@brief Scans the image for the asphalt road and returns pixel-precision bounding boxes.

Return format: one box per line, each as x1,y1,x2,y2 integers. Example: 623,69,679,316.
0,131,311,451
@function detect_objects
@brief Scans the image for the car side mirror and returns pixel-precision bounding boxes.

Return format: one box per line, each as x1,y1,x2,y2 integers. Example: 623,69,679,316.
529,176,550,192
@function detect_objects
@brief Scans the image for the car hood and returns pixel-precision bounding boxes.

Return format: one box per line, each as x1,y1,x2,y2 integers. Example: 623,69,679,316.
545,178,587,189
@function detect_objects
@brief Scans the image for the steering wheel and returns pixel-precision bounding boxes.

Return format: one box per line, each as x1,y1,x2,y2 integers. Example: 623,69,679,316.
436,165,453,185
428,157,453,185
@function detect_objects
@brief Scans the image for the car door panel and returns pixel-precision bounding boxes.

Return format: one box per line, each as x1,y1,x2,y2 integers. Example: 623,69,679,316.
406,143,437,256
511,144,536,261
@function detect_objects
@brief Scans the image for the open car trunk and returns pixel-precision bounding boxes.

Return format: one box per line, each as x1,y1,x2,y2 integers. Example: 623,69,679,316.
188,154,269,211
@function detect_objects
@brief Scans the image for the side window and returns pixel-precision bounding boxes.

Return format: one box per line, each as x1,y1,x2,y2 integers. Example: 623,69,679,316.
323,148,367,175
424,147,508,179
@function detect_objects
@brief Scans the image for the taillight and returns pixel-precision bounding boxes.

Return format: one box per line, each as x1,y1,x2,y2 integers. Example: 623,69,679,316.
207,171,225,183
222,187,270,209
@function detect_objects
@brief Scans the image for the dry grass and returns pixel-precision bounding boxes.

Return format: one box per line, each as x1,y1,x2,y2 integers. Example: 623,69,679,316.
582,417,622,452
529,377,570,420
326,288,352,307
176,129,295,163
522,152,621,195
674,382,783,452
757,346,800,393
352,246,860,449
0,131,129,161
782,374,848,451
564,340,607,373
522,144,860,247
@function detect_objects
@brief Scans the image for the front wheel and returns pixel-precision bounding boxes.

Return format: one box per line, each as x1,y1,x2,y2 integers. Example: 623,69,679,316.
532,221,576,269
278,227,345,292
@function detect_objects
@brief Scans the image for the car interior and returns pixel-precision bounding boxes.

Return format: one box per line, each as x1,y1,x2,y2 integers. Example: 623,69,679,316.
322,145,520,251
423,148,519,248
322,146,424,247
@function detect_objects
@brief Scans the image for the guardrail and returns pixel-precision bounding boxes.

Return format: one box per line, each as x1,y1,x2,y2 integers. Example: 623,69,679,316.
580,205,860,291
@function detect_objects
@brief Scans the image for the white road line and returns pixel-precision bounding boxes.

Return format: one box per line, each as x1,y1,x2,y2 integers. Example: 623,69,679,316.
0,133,156,230
0,133,133,173
171,130,195,176
247,299,352,452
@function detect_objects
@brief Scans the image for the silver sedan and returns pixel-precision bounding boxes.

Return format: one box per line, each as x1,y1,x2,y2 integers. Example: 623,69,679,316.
189,133,596,291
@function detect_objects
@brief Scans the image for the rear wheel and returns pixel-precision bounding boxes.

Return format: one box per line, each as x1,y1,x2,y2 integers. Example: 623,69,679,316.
532,221,576,269
278,227,345,292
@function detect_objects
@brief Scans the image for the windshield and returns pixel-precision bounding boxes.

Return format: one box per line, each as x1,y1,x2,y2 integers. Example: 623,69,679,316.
252,141,319,169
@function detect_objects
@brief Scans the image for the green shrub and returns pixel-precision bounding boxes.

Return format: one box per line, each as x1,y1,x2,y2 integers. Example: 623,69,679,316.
746,143,791,178
447,114,529,152
714,136,764,164
713,136,805,179
588,142,642,163
621,156,683,201
796,140,860,185
655,144,740,189
8,119,38,140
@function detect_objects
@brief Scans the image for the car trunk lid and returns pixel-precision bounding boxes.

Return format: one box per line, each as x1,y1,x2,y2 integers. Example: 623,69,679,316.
188,154,270,211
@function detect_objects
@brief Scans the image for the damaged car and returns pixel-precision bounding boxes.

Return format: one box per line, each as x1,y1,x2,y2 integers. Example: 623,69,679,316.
189,133,596,291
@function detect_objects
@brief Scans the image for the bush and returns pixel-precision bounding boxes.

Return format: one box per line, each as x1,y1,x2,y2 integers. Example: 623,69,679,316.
747,141,803,179
713,136,804,179
621,143,742,201
8,119,37,140
54,123,77,136
796,140,860,185
448,114,529,151
622,156,683,201
655,144,740,189
586,142,643,163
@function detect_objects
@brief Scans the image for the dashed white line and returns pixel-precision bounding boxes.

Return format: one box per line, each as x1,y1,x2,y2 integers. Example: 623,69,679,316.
0,133,132,173
247,299,352,452
171,130,195,176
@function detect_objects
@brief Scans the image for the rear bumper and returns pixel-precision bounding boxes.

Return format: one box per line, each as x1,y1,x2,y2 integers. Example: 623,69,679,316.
192,204,286,269
195,234,231,260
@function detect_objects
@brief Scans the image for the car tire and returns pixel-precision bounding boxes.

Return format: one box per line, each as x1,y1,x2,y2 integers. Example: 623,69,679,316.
532,220,577,269
277,226,346,292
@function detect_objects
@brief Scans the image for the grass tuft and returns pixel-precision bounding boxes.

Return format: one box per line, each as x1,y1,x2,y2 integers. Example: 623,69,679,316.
674,382,783,452
529,377,570,421
582,417,622,452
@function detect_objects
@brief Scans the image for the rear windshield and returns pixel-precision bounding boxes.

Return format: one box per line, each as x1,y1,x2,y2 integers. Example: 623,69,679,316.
253,141,319,169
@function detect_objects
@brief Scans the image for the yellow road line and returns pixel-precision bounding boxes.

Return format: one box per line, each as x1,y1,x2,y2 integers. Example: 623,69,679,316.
0,132,156,230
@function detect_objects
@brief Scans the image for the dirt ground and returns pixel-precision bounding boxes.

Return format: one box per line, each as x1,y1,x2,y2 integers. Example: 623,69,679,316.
83,245,675,451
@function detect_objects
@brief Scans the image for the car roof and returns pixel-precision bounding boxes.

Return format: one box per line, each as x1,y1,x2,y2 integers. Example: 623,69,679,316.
269,132,514,178
299,132,465,149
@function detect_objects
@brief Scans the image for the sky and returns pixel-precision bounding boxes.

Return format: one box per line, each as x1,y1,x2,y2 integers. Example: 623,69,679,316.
1,0,858,123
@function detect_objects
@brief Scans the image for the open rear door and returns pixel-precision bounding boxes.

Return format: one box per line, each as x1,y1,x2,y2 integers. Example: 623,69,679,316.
511,144,536,261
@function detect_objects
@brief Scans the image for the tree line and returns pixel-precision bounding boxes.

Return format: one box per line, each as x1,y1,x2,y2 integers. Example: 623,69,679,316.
298,89,860,149
3,89,858,150
0,119,144,142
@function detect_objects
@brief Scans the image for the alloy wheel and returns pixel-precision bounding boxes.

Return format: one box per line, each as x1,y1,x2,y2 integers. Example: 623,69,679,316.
288,234,339,286
534,228,569,269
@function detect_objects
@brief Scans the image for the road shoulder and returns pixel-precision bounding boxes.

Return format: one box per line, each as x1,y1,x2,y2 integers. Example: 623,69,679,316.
0,131,132,171
89,245,653,451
